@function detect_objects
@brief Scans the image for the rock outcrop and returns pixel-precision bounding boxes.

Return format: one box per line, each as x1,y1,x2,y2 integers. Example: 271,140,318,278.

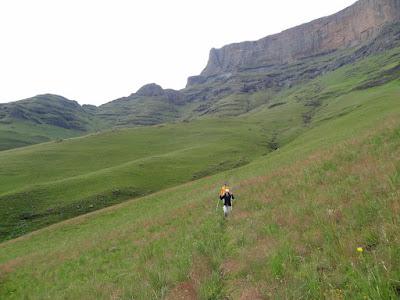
194,0,400,81
136,83,165,97
134,83,185,104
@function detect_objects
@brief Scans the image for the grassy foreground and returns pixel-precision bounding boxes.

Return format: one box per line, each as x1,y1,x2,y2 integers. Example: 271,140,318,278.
0,80,399,298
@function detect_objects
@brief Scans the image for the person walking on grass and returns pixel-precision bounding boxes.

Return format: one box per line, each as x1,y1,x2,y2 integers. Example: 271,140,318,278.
219,188,235,217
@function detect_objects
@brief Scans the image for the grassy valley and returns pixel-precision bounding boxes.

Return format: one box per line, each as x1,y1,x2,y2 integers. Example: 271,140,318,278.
0,3,399,298
0,78,398,298
0,119,270,241
0,46,399,242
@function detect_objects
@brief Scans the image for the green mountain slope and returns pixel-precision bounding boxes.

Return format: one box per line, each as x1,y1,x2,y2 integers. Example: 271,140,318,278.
0,20,399,300
0,94,103,151
97,84,186,126
0,116,295,241
0,78,398,298
0,46,399,242
1,2,399,297
2,22,398,152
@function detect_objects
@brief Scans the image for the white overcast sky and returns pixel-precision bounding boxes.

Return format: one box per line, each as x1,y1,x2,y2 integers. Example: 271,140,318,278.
0,0,357,105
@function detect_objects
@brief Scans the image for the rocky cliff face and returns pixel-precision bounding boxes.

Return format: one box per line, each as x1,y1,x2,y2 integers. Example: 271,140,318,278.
196,0,400,80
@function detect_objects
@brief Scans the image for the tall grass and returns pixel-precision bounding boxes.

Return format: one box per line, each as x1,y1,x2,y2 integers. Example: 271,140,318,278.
0,80,399,298
0,47,399,298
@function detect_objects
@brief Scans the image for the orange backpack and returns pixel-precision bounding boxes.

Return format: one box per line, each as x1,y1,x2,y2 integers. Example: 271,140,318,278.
219,185,230,196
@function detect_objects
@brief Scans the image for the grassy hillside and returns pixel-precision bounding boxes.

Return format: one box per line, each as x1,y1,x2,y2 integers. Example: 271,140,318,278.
0,95,103,151
0,46,399,242
2,23,398,152
97,85,186,126
0,79,398,298
0,121,90,150
0,119,278,241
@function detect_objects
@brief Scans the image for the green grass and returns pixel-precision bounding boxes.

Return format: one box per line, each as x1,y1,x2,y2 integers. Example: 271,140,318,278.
97,94,181,126
0,121,86,151
0,44,399,299
0,117,292,241
0,94,104,151
0,47,399,243
0,79,399,299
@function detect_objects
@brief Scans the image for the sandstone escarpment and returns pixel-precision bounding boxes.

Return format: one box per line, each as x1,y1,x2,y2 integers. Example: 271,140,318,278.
196,0,400,80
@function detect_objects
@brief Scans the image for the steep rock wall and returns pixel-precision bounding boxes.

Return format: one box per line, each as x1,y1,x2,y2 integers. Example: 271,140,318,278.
199,0,400,78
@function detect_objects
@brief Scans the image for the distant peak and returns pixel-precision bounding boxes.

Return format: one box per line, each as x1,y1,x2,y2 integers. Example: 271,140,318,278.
35,94,70,100
136,83,164,97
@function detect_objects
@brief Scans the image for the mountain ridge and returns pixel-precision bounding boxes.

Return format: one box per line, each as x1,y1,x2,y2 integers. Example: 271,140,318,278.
1,0,400,151
4,0,400,108
194,0,400,80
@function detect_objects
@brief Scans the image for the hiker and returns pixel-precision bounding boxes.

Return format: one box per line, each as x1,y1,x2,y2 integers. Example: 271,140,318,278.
219,188,234,217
